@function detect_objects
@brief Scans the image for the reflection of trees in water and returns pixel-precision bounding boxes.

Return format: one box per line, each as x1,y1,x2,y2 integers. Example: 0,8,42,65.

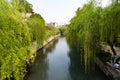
68,47,108,80
44,39,58,53
27,39,59,80
68,47,85,80
27,50,48,80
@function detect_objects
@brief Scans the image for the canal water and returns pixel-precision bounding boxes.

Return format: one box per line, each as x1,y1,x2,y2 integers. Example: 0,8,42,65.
27,37,108,80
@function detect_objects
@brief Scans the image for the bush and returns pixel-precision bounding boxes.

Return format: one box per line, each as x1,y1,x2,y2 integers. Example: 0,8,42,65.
0,0,32,79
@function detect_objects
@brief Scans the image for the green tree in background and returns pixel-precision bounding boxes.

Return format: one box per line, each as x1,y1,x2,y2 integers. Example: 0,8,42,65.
26,13,46,46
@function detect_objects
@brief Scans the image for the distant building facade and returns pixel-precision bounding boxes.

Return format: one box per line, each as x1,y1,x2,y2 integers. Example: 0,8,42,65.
47,22,58,27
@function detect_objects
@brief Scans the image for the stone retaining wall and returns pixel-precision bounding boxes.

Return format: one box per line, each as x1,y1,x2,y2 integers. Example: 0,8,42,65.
96,57,120,80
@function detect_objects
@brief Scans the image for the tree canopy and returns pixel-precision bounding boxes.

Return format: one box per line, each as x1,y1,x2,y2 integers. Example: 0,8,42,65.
0,0,31,79
0,0,46,79
26,13,46,45
66,1,120,71
11,0,33,13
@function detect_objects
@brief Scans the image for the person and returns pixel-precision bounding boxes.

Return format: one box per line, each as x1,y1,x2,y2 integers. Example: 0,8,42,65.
113,63,120,69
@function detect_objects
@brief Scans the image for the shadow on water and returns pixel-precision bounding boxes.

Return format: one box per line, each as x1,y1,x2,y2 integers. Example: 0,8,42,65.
45,39,59,53
68,46,109,80
27,49,48,80
27,39,59,80
27,37,109,80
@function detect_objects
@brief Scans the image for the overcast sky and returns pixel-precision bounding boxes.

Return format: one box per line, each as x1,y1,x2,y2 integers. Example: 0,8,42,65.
27,0,110,23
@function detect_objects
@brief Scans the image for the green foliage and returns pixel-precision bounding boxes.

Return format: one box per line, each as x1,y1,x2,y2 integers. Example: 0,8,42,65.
26,13,46,46
96,50,111,63
66,1,120,70
100,3,120,45
67,2,100,65
11,0,33,13
0,0,33,80
45,27,59,40
58,26,67,33
0,0,58,79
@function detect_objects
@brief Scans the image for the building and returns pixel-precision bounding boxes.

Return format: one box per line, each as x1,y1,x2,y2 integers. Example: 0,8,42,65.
47,22,58,27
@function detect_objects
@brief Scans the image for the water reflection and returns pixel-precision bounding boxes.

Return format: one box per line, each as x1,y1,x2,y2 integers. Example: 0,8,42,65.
47,37,70,80
27,37,108,80
45,39,58,53
68,47,108,80
27,49,48,80
27,39,59,80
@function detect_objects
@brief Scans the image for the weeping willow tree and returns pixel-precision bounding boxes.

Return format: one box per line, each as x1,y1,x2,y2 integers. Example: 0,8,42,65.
66,0,120,71
26,13,46,46
101,2,120,55
67,2,101,71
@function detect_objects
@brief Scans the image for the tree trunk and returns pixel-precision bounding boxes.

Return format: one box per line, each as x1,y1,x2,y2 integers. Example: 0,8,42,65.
109,44,116,55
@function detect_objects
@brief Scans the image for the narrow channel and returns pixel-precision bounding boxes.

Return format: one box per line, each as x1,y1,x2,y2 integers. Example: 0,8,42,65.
27,37,108,80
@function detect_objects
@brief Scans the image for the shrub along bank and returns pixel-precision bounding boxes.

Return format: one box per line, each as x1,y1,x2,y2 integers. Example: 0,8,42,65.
0,0,59,80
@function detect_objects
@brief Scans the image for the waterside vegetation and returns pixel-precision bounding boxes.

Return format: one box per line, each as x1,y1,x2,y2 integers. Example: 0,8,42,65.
0,0,59,79
66,0,120,71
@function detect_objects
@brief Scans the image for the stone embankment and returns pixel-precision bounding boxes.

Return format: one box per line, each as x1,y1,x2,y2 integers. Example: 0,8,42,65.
30,33,61,62
24,33,61,80
37,33,61,51
96,57,120,80
96,43,120,80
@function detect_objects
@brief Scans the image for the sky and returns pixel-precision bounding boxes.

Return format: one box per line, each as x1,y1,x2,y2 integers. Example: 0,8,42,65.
27,0,110,24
